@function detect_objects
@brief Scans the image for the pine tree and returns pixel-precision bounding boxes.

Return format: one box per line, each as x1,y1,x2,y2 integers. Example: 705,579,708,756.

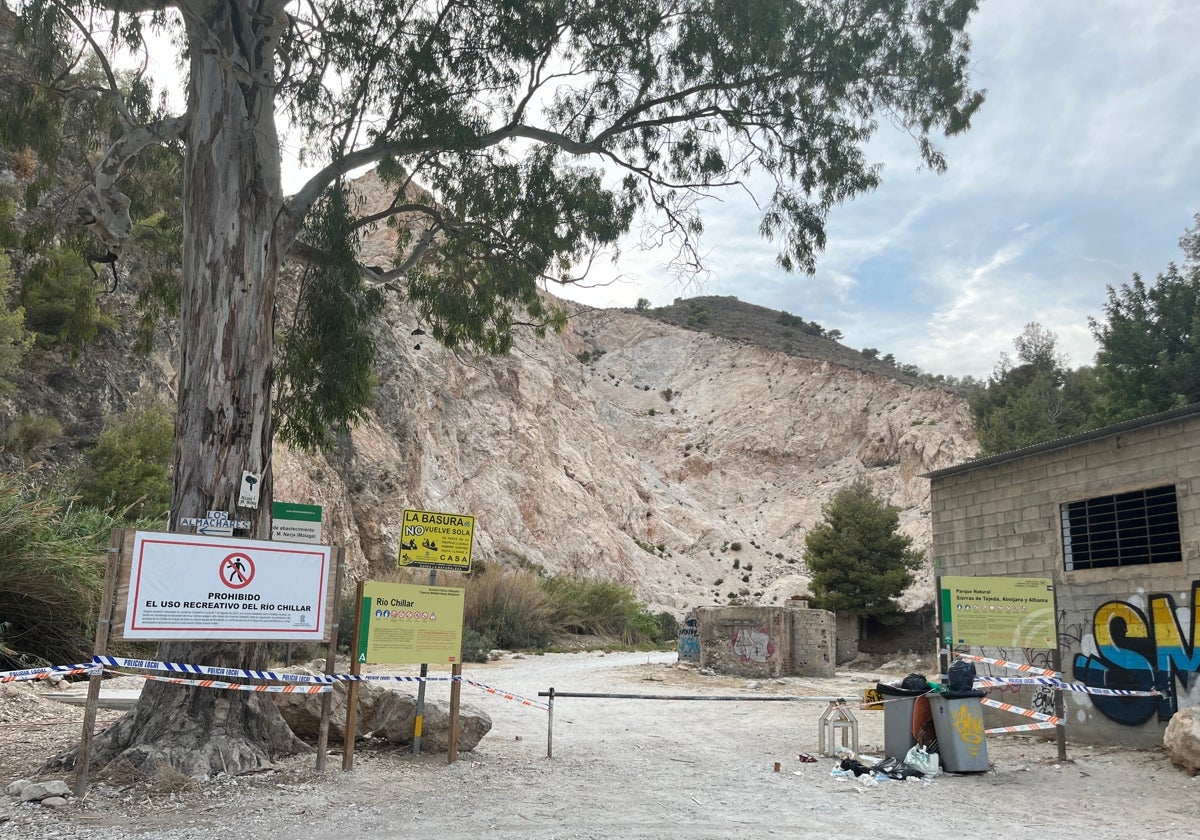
803,483,923,625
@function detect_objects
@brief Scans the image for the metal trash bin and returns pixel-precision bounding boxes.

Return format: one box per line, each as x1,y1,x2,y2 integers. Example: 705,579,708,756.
929,690,990,772
876,679,929,761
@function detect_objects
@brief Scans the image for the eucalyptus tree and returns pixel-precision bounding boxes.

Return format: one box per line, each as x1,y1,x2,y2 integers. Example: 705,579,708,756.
12,0,983,776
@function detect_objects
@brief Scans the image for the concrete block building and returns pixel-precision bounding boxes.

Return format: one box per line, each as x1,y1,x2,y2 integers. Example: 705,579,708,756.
925,404,1200,746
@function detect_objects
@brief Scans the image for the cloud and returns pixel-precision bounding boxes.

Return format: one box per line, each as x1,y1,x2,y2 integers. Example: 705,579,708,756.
560,2,1200,380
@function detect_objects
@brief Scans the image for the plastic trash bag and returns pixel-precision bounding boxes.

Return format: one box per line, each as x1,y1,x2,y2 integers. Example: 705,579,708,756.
905,744,940,778
946,659,977,691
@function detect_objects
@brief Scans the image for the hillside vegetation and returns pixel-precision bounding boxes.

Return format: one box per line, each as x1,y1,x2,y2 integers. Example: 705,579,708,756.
632,296,939,385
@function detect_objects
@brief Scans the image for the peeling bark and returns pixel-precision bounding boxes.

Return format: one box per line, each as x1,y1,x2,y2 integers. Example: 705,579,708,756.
63,1,301,778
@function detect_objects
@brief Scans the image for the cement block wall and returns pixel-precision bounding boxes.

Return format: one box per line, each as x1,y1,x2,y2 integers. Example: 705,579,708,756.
695,603,835,678
929,410,1200,747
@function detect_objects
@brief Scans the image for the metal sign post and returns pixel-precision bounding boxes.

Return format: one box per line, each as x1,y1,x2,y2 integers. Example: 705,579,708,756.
413,568,436,756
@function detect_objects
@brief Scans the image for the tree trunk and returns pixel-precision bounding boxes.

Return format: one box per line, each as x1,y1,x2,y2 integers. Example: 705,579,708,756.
51,2,306,779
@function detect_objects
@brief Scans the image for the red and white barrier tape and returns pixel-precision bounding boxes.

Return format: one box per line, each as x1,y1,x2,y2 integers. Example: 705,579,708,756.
981,696,1061,725
985,721,1058,735
1,663,98,682
462,678,549,711
955,653,1060,678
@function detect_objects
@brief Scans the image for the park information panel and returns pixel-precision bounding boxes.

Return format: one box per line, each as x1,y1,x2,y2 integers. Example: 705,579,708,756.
940,575,1058,650
121,531,332,641
357,581,465,665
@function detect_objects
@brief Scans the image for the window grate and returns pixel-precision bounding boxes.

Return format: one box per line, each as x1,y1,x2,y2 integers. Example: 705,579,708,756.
1062,485,1182,571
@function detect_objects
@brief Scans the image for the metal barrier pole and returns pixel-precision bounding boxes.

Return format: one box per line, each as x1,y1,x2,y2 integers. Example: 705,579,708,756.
547,687,555,759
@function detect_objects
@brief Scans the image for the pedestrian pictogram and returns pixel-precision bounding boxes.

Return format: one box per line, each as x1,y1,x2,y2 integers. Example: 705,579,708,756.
220,552,255,589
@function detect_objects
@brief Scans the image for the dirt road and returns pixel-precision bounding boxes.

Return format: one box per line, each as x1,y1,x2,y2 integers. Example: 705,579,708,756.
3,651,1198,839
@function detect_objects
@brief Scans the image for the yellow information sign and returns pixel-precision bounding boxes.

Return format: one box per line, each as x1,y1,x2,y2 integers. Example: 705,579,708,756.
941,575,1058,649
358,581,465,665
397,508,475,572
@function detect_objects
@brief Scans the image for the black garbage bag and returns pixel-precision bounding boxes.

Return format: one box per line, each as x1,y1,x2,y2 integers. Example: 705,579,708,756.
946,659,977,691
839,758,874,777
901,672,930,692
875,756,924,780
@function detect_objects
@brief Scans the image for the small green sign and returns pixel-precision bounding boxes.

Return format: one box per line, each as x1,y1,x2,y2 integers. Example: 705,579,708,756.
273,502,322,521
272,501,323,544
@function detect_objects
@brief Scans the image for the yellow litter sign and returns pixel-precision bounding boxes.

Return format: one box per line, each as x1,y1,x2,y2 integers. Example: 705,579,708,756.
398,508,475,572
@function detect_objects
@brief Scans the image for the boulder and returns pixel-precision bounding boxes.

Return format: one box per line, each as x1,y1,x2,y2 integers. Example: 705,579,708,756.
1164,707,1200,775
17,780,71,802
272,680,491,752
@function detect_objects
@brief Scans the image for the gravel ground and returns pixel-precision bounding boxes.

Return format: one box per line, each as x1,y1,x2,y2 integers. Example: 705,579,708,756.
3,651,1199,839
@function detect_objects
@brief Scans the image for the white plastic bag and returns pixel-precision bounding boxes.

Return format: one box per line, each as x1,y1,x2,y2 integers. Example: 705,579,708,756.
905,744,941,778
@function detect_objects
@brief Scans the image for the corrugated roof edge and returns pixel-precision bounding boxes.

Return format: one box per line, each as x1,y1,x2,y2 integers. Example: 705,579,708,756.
921,402,1200,480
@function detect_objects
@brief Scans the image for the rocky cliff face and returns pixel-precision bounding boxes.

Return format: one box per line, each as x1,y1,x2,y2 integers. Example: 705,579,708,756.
267,288,976,613
3,168,977,616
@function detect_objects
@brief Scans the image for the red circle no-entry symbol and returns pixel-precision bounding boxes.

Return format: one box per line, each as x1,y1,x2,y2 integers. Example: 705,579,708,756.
219,552,255,589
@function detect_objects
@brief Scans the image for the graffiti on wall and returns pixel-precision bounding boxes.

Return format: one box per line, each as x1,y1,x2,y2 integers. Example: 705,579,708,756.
1072,580,1199,726
678,616,700,661
731,627,774,663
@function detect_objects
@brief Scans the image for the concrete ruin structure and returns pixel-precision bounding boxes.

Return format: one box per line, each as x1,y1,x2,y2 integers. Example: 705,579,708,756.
693,601,836,678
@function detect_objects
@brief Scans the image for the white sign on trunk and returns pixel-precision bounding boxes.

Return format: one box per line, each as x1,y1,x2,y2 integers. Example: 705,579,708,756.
122,531,331,640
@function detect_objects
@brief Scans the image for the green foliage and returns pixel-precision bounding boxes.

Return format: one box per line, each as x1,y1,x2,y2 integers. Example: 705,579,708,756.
652,611,680,643
540,576,659,644
803,482,923,624
277,185,384,451
969,323,1100,456
463,563,559,651
686,303,711,327
460,627,496,663
1,414,63,457
1090,214,1200,423
0,255,33,393
0,470,113,669
635,297,651,312
18,246,116,354
75,406,173,521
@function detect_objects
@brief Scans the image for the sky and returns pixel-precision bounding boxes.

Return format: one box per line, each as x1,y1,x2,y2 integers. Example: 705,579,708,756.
550,1,1200,380
131,1,1200,381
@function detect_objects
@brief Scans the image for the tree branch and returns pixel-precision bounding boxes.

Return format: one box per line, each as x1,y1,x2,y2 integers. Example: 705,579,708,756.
50,0,136,127
80,116,187,250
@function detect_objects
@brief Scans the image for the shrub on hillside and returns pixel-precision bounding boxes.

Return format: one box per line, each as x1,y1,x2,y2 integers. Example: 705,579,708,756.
75,405,173,521
1,414,63,458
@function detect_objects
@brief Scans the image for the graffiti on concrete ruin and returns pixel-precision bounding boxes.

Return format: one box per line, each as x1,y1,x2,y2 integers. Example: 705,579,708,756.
731,627,774,663
1073,580,1199,726
678,616,700,661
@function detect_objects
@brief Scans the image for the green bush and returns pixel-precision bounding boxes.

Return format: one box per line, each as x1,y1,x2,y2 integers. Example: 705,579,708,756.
1,414,63,457
465,564,558,650
75,405,173,521
651,611,679,643
460,628,496,663
540,576,658,644
19,247,117,353
0,470,116,669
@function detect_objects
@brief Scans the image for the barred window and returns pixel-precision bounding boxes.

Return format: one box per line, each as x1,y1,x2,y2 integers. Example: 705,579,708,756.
1061,485,1182,571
